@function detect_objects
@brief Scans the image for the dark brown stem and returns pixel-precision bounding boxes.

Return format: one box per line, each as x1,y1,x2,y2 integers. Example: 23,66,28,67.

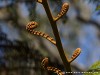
41,0,72,74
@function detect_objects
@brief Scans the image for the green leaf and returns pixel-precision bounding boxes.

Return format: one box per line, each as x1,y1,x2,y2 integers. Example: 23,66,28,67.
84,61,100,75
96,5,100,10
90,61,100,69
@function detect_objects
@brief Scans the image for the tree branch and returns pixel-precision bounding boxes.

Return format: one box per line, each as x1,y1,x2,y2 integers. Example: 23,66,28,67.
39,0,72,74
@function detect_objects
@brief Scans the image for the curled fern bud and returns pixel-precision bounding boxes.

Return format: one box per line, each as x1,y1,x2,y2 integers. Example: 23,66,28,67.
37,0,42,3
54,3,69,21
26,21,38,30
41,57,63,75
26,21,56,45
41,57,48,69
68,48,81,63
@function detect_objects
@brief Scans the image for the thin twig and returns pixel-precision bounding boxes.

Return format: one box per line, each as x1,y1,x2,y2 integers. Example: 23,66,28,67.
41,0,72,74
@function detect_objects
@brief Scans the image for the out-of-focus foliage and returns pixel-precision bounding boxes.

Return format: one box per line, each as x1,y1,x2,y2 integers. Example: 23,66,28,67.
89,61,100,69
88,0,100,11
89,0,100,3
0,0,100,75
84,61,100,75
96,5,100,10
